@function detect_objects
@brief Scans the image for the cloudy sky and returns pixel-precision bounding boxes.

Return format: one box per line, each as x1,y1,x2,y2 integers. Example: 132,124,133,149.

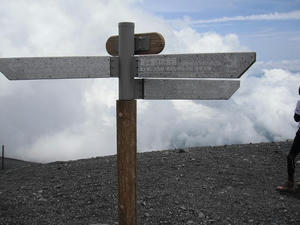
0,0,299,162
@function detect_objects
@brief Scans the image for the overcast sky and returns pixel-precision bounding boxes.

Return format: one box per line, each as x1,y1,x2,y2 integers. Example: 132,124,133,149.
0,0,300,162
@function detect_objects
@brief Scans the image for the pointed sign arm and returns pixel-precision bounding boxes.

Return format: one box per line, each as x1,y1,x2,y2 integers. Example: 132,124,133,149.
135,79,240,100
0,56,119,80
135,52,256,78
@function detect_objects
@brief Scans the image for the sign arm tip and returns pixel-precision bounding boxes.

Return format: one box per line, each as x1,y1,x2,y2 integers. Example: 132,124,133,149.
238,52,256,78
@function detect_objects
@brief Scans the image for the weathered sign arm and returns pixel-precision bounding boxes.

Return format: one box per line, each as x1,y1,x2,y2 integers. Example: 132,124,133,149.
0,56,119,80
0,53,256,81
135,52,256,78
134,79,240,100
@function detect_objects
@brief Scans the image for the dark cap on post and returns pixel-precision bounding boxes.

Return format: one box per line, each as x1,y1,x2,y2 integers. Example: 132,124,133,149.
119,22,134,27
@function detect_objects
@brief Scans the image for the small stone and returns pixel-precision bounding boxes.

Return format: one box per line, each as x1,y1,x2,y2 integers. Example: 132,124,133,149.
144,212,150,217
90,224,109,225
198,211,205,218
180,206,187,210
186,220,194,224
38,197,47,202
178,149,187,153
55,184,63,189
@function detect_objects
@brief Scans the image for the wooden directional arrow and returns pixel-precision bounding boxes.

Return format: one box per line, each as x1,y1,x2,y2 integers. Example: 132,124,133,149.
0,56,119,80
136,52,256,78
135,79,240,100
106,32,165,56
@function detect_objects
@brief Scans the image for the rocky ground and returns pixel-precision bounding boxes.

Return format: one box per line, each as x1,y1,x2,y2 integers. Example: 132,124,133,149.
0,158,37,170
0,141,299,225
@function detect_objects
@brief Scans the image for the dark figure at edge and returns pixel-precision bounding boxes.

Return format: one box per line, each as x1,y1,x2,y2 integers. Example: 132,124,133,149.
277,86,300,191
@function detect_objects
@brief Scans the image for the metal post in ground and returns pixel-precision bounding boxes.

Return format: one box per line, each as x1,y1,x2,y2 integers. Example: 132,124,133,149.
2,145,4,170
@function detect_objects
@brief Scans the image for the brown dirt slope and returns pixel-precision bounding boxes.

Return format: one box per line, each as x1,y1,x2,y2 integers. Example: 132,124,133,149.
0,141,299,225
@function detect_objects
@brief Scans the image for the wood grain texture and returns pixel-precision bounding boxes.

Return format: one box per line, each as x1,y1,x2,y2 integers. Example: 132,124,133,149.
117,100,137,225
106,32,165,56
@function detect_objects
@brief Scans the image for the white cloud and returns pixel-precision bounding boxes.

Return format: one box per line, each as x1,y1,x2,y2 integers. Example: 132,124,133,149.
138,69,299,151
253,59,300,74
0,1,299,162
187,10,300,25
168,28,248,53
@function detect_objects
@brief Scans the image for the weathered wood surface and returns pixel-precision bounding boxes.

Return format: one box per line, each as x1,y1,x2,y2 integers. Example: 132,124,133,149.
135,79,240,100
117,100,137,225
106,32,165,56
136,52,256,78
0,56,119,80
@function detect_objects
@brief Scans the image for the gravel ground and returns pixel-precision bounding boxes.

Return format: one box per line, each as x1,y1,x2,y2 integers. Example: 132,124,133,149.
0,141,299,225
0,158,37,170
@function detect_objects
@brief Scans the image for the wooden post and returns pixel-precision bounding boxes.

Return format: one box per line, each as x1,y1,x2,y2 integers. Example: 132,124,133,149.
117,22,137,225
2,145,4,170
117,100,137,225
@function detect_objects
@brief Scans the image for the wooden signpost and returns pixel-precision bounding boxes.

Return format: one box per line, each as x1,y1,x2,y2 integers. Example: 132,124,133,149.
0,22,256,225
